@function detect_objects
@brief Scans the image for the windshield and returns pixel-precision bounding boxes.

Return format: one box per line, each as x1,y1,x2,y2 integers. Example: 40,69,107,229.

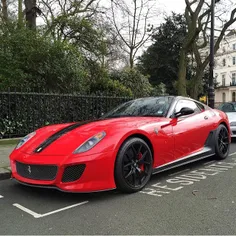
218,103,236,112
102,97,174,118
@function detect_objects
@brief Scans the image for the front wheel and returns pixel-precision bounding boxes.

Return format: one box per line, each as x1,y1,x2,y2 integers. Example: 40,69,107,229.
214,124,230,160
114,137,153,193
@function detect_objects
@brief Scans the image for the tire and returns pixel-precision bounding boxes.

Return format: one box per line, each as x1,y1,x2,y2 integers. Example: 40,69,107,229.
114,137,153,193
214,124,230,160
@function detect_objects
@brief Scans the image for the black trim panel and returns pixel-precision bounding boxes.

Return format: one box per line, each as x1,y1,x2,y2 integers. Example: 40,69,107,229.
152,147,214,175
13,179,116,193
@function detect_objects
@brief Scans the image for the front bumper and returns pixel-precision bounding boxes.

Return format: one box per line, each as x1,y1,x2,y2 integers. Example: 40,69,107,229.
10,150,116,192
230,126,236,137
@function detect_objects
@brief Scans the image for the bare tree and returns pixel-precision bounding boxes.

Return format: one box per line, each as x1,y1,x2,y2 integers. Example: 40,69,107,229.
38,0,99,39
110,0,156,68
177,0,236,97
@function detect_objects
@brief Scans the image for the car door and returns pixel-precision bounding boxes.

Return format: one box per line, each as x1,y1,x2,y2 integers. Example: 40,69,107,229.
171,99,212,160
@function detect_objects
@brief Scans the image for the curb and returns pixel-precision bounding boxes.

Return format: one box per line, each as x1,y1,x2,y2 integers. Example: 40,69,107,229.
0,167,11,181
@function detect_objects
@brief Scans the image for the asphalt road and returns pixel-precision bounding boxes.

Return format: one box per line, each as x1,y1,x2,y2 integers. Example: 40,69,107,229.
1,143,236,235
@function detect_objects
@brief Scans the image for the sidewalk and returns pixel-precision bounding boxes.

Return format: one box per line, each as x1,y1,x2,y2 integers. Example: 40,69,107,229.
0,145,14,180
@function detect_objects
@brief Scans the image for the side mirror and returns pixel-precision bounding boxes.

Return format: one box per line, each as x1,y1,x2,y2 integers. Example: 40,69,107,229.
174,107,194,118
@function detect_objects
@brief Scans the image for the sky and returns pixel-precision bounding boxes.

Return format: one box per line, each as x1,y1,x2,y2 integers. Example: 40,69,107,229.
157,0,186,15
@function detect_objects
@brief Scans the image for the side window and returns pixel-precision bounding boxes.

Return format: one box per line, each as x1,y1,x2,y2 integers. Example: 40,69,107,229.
196,102,205,111
174,100,201,116
221,103,235,112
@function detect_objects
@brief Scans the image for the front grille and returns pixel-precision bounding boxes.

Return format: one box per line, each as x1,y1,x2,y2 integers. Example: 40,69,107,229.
16,161,58,180
62,164,86,183
230,122,236,126
232,131,236,135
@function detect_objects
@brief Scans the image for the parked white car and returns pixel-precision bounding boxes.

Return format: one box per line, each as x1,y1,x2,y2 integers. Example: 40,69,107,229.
218,102,236,137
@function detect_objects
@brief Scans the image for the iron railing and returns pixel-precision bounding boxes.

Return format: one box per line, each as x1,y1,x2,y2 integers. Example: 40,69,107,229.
0,90,133,138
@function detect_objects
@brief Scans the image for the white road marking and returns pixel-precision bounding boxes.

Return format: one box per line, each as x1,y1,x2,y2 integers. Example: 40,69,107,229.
13,203,41,218
168,169,190,176
13,201,88,218
229,151,236,156
0,195,3,199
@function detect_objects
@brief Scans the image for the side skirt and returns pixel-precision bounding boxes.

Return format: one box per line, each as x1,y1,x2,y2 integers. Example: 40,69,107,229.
152,147,215,175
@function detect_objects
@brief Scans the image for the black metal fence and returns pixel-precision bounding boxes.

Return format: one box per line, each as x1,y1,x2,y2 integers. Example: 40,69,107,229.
0,91,133,138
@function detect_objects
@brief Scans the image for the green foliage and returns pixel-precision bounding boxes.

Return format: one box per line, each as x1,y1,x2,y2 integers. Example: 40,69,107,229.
0,116,23,138
110,68,153,97
0,23,89,92
137,12,187,95
89,75,133,97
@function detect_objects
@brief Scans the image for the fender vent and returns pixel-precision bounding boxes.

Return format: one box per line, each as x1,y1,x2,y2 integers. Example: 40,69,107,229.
62,164,86,182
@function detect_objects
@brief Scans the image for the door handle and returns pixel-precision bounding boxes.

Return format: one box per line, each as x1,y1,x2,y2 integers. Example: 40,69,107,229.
204,116,208,120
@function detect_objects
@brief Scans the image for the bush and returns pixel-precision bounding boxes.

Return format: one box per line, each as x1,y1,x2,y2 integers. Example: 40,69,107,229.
110,68,153,97
0,24,89,93
89,77,133,97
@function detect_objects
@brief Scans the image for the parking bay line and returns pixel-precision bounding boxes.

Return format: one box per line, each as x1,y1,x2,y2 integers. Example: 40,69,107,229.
0,195,3,198
229,152,236,157
13,201,89,219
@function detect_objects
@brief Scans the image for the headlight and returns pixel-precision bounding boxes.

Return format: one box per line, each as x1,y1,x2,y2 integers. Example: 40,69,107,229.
15,132,36,149
73,131,106,154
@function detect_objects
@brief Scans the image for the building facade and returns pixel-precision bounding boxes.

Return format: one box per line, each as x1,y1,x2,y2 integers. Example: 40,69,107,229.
214,30,236,104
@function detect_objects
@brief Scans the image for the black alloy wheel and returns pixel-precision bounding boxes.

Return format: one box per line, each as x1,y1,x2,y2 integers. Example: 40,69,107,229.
215,124,230,160
115,137,153,193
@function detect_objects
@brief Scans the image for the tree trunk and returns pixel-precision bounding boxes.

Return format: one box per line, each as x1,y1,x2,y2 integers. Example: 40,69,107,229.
1,0,8,21
177,48,187,96
24,0,37,30
190,70,204,99
130,49,134,69
18,0,23,27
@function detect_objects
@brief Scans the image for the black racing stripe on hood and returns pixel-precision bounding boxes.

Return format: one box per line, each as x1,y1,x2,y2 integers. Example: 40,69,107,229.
34,120,99,153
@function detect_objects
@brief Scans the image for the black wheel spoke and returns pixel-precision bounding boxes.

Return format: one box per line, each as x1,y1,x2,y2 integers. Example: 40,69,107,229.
218,127,229,155
132,170,138,186
125,169,133,179
137,144,142,154
138,150,148,163
131,145,137,156
126,153,133,162
121,141,152,189
219,142,224,152
142,161,151,165
124,162,132,168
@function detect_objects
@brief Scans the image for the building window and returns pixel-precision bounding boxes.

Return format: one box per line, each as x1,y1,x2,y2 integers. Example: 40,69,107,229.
222,74,226,86
233,92,236,102
232,73,236,85
222,93,226,102
233,44,236,51
223,59,226,66
233,57,236,65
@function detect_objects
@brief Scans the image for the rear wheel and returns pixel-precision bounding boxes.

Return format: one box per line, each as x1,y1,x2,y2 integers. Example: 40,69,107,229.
114,137,153,193
215,124,230,160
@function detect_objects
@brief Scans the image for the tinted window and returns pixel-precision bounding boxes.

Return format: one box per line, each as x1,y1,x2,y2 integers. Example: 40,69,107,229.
102,97,174,118
196,102,205,111
219,103,236,112
174,100,201,115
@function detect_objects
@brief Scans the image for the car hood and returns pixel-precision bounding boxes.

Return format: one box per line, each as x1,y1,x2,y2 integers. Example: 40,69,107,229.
226,112,236,123
18,117,169,156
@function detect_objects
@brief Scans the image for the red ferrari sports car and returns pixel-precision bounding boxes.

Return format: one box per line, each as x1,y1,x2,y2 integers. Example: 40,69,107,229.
9,96,230,193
